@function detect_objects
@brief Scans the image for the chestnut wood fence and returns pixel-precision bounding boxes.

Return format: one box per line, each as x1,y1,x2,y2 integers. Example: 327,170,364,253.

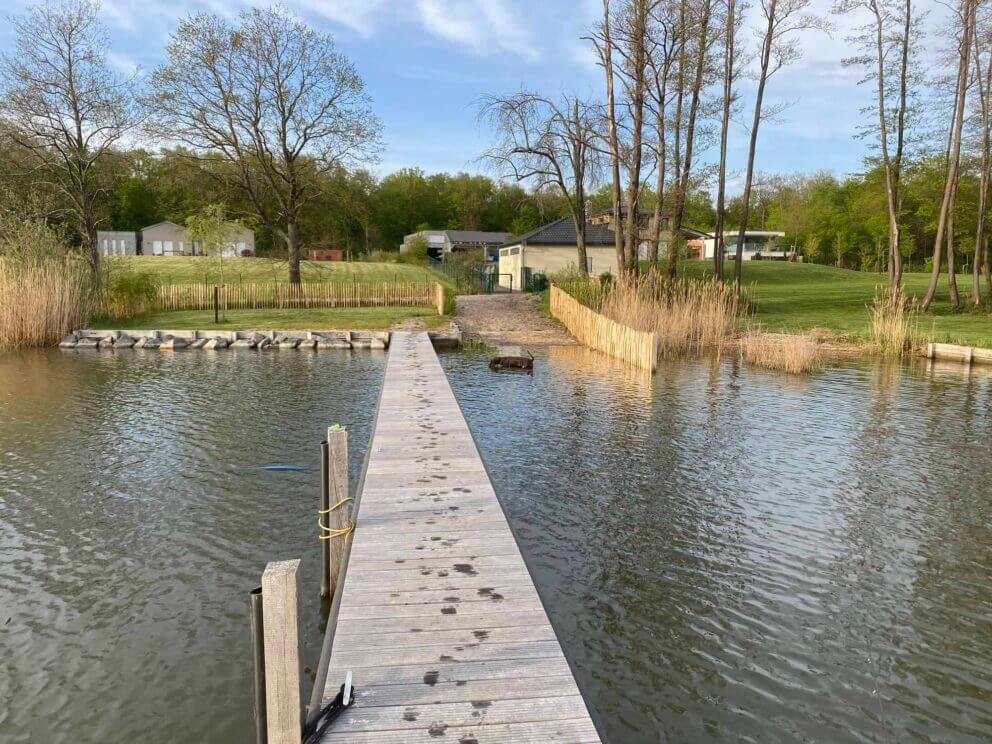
156,281,445,314
550,284,658,371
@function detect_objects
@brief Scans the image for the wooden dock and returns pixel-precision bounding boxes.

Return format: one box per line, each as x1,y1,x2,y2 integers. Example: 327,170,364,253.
318,332,601,743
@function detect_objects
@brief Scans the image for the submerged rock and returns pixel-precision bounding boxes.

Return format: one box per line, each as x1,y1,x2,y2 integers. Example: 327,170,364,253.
59,333,78,348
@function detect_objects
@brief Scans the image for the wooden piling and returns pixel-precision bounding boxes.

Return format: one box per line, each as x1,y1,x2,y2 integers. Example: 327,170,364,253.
249,587,267,744
325,426,351,600
435,282,446,315
319,440,331,599
261,559,302,744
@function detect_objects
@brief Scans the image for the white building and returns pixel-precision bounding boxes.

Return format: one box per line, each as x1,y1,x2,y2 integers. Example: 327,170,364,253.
699,231,790,261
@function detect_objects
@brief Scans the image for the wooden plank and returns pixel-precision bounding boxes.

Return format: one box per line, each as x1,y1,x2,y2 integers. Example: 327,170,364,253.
318,332,599,742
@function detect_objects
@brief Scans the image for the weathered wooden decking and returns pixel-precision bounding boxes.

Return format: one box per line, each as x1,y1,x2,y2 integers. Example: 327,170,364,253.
320,332,601,743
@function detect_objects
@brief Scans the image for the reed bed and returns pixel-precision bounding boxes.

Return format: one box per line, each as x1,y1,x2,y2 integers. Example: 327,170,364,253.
597,272,742,357
868,287,923,357
741,331,822,374
0,259,91,347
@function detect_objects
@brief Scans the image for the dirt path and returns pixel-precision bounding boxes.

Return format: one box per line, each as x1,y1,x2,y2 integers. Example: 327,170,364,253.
454,293,576,346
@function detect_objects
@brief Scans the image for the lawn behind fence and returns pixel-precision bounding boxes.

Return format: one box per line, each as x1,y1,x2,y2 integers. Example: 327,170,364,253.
90,306,448,331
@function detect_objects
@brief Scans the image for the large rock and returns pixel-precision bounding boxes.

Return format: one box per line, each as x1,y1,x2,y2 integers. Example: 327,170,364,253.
59,333,78,348
316,339,351,349
115,334,136,349
75,336,99,349
189,338,208,349
203,337,229,350
297,337,317,350
256,337,273,350
134,336,160,349
276,336,300,349
97,335,116,349
230,338,256,349
160,336,189,350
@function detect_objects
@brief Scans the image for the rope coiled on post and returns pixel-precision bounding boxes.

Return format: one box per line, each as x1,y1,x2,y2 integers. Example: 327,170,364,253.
318,495,354,540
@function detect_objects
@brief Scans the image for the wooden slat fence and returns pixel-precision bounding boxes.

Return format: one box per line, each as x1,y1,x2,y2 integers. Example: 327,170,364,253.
156,281,442,313
550,284,658,372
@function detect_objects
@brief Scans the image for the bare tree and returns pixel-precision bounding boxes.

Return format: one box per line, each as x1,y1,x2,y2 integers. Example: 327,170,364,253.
732,0,829,295
0,0,140,274
149,7,381,283
668,0,715,279
922,0,977,311
479,93,600,274
589,0,629,273
971,12,992,304
835,0,919,293
712,0,746,282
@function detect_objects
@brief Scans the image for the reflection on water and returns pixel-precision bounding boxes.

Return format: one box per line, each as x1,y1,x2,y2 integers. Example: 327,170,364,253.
442,348,992,743
0,349,383,743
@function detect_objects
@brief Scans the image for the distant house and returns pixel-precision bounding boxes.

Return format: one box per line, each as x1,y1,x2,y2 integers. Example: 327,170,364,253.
308,248,344,261
97,221,256,257
696,231,790,261
96,231,140,257
497,210,708,290
400,229,511,262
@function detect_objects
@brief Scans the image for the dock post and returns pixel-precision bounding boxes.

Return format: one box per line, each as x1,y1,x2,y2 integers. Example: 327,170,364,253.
249,587,267,744
325,425,350,599
319,440,330,599
261,559,302,744
435,282,445,315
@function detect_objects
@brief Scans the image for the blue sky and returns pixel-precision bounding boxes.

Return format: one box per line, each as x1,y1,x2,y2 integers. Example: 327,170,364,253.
1,0,943,191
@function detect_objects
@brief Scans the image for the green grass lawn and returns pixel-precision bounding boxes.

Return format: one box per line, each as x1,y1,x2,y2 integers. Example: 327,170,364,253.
109,255,448,286
91,306,448,331
677,260,992,347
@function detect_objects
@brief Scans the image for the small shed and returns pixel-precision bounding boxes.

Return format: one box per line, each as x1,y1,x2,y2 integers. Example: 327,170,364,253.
308,248,344,261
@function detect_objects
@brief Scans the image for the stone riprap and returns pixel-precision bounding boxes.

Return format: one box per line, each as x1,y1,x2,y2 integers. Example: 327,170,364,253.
59,329,392,351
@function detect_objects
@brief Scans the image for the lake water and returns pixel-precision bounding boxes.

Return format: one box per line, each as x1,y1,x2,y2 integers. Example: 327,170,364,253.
2,345,992,742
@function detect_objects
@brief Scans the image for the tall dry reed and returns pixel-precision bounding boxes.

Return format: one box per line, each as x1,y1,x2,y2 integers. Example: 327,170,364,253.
868,287,922,356
597,272,742,357
0,259,91,347
742,331,821,374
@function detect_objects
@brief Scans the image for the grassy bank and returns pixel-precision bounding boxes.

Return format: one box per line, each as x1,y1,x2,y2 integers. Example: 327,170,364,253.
89,306,447,331
676,261,992,347
111,256,450,286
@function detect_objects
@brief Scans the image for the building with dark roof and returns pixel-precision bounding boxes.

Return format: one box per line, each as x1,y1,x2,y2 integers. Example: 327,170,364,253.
400,229,511,261
497,211,708,289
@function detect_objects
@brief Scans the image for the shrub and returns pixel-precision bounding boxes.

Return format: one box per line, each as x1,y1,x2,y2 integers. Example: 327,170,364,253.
363,250,400,264
400,234,429,265
99,264,160,319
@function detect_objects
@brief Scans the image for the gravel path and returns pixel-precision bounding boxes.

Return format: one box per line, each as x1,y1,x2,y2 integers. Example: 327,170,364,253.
454,293,576,346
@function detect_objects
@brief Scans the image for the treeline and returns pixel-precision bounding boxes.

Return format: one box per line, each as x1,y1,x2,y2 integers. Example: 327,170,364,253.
480,0,992,310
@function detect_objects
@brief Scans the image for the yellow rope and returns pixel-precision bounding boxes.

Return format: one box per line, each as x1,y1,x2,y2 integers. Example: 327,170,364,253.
318,515,354,540
318,496,354,514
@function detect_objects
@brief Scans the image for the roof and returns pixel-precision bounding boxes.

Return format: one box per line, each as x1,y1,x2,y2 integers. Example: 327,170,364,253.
505,212,709,247
443,230,510,244
140,221,182,231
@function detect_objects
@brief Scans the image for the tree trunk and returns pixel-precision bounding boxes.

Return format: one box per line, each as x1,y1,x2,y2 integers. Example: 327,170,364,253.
734,0,776,297
670,0,712,280
922,0,973,311
287,220,302,284
600,0,626,274
623,0,650,275
713,0,735,284
947,205,959,309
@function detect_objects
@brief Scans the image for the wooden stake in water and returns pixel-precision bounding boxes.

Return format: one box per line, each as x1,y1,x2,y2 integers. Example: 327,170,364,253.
319,440,331,599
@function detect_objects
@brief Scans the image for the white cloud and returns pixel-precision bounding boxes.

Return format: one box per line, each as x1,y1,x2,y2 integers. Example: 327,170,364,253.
295,0,390,37
414,0,538,61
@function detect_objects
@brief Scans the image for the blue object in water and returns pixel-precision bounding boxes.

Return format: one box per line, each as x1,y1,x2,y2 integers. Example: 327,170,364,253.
250,464,311,472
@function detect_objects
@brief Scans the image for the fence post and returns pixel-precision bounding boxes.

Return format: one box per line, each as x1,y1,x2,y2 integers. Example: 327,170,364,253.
261,559,302,744
325,425,351,599
435,283,445,315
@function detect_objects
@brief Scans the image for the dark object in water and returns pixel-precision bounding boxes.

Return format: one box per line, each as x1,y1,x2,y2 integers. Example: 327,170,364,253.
489,346,534,371
250,464,310,472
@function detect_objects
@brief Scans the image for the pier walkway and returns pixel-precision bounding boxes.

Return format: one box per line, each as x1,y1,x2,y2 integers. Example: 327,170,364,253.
319,332,600,742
